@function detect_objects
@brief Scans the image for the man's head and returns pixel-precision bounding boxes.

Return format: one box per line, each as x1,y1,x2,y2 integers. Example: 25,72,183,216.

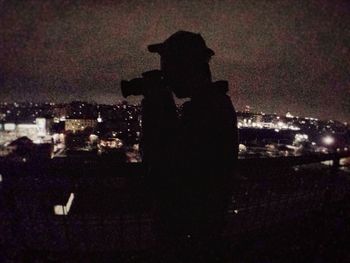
148,31,214,98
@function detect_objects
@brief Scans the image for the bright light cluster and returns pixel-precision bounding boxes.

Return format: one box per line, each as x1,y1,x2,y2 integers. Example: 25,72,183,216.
322,136,334,145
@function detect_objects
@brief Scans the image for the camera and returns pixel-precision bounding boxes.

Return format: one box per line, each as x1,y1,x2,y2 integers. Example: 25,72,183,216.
120,70,164,98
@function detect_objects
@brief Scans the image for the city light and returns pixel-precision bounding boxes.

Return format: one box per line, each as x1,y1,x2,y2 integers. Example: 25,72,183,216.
97,112,103,123
322,136,334,145
0,101,349,162
295,134,309,142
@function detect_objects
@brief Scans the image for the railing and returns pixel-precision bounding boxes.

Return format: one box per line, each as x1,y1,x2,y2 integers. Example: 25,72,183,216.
0,152,350,256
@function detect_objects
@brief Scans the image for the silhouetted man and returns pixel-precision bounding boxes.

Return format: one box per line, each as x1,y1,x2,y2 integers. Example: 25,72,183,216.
141,31,238,261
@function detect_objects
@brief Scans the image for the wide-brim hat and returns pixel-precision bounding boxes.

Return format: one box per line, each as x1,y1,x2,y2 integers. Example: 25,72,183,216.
148,31,215,60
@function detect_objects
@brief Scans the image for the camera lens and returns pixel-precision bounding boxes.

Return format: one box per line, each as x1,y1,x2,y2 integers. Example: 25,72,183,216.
120,78,145,98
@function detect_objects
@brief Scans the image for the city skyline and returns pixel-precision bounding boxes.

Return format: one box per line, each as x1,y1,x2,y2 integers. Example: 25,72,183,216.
0,100,346,124
1,0,350,122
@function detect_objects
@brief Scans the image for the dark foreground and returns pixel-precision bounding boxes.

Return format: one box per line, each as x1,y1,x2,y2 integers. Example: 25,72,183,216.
1,154,350,262
2,201,350,263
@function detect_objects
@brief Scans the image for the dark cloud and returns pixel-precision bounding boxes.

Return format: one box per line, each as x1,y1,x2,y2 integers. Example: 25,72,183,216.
0,0,349,121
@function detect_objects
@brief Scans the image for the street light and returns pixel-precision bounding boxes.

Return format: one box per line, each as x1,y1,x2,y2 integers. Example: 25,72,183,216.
322,135,334,146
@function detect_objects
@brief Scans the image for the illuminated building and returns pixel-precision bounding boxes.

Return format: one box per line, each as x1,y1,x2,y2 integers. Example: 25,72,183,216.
36,118,52,137
16,124,39,138
100,138,123,149
65,119,97,133
286,112,294,118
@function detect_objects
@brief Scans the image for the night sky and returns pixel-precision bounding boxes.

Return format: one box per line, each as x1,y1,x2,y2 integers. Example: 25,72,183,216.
1,0,349,122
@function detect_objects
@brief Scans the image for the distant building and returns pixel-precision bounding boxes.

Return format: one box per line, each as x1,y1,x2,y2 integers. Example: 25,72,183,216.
4,123,16,131
286,112,294,118
6,136,34,159
52,104,69,120
100,138,123,149
35,117,53,136
16,124,39,138
0,118,52,146
244,105,251,113
0,113,6,121
7,137,53,160
65,119,97,133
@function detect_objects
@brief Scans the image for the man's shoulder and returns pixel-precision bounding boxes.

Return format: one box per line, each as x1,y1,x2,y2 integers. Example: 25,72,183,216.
182,84,236,111
208,86,236,116
181,97,236,128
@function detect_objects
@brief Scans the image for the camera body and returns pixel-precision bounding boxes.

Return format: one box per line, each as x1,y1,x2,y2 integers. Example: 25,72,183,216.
121,70,164,98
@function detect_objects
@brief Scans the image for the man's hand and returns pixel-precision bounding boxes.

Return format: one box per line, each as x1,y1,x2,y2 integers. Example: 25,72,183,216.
142,70,175,108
